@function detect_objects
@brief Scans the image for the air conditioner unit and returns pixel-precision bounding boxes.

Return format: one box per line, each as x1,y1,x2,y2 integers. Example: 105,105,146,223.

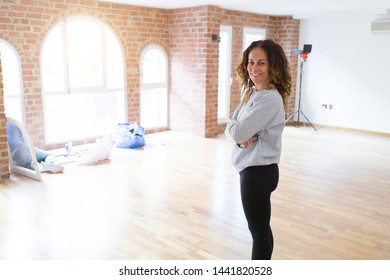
371,20,390,33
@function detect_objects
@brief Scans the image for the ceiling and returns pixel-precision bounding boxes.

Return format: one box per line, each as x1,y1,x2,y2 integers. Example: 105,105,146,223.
98,0,390,19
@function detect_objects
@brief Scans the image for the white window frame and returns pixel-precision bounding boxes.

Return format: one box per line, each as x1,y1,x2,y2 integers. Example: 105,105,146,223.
218,25,232,123
243,27,266,50
0,40,24,125
140,44,168,129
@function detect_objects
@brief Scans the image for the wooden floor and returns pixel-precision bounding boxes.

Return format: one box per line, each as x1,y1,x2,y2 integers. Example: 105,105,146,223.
0,126,389,260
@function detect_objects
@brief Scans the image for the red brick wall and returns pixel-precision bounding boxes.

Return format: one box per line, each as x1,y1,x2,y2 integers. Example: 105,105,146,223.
0,53,10,179
169,5,221,138
0,0,299,146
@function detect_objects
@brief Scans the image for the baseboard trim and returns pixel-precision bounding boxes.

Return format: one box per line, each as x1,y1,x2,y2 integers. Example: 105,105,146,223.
286,121,390,138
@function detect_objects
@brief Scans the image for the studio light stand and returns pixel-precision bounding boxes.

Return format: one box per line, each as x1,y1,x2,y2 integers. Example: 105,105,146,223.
285,44,317,131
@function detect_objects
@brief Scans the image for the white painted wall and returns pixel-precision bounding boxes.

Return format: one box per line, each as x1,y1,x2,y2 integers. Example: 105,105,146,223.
295,11,390,134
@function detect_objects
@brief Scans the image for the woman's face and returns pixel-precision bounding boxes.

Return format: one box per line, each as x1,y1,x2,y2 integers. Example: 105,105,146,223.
247,47,271,90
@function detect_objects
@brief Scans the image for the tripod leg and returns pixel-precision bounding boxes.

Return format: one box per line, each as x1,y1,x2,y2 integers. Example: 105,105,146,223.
285,109,299,124
300,110,317,131
297,110,301,128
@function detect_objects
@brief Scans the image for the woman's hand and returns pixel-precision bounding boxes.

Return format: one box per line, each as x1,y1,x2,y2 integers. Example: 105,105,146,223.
237,134,259,148
242,137,254,147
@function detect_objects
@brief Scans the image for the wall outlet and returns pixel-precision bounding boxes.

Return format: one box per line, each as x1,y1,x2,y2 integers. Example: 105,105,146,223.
322,104,334,110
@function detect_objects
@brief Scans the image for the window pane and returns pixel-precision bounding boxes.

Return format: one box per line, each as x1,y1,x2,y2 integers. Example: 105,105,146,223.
1,44,21,97
142,49,166,84
218,31,228,119
105,27,125,89
0,41,23,123
140,46,168,129
41,24,66,93
41,17,126,144
141,88,168,128
44,91,125,143
66,19,104,88
4,98,23,123
218,26,232,122
243,27,265,50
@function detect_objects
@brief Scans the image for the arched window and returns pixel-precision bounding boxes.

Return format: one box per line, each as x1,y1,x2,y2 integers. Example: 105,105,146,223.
140,45,168,129
41,16,126,144
0,40,24,124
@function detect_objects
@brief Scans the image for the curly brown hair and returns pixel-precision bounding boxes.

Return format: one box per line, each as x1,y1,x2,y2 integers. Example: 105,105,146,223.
237,39,292,110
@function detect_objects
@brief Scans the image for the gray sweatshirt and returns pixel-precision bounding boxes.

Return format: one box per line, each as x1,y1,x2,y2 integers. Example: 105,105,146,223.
225,88,285,172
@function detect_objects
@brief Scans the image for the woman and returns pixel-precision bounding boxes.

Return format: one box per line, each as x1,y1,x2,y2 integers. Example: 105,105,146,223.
225,39,291,259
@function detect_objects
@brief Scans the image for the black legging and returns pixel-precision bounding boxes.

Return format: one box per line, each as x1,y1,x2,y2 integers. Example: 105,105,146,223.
239,164,279,260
